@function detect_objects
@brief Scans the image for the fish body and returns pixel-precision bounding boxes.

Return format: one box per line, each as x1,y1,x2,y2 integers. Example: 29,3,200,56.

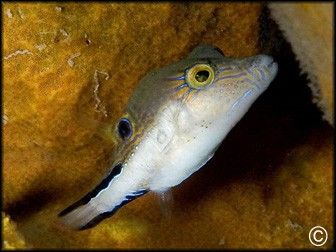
59,45,278,230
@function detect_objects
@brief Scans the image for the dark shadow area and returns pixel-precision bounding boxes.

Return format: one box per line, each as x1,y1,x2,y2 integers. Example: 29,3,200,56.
5,188,56,221
173,6,332,209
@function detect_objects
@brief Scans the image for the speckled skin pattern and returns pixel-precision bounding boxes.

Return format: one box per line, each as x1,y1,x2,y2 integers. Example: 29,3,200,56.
2,3,333,249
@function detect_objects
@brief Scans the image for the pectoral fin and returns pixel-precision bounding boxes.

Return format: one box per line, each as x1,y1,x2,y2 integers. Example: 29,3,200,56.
155,189,173,224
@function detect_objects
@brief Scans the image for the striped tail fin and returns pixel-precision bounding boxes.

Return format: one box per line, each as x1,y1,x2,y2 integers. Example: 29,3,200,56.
58,163,148,230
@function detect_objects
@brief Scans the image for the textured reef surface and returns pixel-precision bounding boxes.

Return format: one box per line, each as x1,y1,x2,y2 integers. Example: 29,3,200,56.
2,2,333,249
269,3,333,125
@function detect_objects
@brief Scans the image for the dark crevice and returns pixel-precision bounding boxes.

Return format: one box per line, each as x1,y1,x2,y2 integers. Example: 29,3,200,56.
5,188,58,221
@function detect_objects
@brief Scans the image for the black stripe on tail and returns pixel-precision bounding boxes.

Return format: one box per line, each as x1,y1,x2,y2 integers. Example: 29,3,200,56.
78,189,149,230
58,163,123,217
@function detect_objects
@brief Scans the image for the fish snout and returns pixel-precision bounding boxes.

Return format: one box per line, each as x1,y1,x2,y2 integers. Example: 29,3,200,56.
243,55,278,91
259,54,278,76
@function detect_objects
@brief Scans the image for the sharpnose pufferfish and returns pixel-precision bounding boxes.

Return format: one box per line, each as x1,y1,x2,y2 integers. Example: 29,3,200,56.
59,45,278,230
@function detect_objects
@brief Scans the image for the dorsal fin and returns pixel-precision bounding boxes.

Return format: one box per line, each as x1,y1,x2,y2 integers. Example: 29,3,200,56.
187,44,225,59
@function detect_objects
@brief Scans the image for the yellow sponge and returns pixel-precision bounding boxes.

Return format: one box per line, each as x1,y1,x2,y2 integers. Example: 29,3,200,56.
269,3,334,125
2,212,27,249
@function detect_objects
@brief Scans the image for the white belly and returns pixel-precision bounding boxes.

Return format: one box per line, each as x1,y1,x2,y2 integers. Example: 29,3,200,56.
125,101,233,192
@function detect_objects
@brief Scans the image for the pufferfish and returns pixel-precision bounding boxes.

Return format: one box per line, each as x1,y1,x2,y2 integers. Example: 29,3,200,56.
59,44,278,230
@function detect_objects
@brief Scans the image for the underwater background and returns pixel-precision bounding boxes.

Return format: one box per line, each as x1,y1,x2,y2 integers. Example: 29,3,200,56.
2,2,333,249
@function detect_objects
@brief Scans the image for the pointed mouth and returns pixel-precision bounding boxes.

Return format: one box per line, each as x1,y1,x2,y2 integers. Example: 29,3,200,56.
251,56,278,91
265,58,278,77
260,55,278,76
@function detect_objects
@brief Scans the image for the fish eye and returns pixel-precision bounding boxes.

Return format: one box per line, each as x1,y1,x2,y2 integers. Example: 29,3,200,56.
117,118,132,140
186,64,215,89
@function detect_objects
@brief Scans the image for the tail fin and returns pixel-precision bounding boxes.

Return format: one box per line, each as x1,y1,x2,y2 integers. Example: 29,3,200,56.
58,189,148,230
59,201,103,230
58,163,148,230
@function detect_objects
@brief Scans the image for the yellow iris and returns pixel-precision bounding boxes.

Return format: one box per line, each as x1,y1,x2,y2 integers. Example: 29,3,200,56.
186,64,215,89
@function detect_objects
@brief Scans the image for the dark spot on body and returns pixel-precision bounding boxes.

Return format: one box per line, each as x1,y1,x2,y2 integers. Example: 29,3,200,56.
214,46,225,56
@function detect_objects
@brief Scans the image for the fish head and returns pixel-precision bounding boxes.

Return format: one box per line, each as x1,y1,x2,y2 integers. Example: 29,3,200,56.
151,44,278,131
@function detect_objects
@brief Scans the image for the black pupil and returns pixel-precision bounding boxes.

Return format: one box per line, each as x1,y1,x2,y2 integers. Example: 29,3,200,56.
195,70,210,82
118,118,132,140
